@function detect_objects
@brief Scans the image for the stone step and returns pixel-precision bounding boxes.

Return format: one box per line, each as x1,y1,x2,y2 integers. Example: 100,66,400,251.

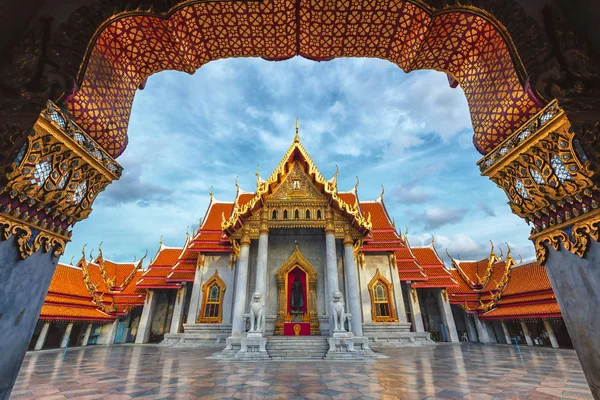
265,336,328,360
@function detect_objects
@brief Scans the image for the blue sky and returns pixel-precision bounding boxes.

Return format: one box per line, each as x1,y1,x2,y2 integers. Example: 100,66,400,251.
63,57,535,266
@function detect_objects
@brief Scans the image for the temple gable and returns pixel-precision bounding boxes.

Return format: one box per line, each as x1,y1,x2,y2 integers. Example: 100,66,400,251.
267,162,327,202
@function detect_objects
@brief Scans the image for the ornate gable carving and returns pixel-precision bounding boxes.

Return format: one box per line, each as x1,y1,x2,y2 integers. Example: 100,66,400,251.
267,162,326,202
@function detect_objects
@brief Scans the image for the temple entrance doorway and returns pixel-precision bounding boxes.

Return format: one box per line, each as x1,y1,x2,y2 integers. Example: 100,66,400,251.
274,245,320,336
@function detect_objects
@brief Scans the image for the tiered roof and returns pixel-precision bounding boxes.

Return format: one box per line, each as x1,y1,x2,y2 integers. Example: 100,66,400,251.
447,246,561,320
40,263,114,322
78,245,146,316
136,242,184,289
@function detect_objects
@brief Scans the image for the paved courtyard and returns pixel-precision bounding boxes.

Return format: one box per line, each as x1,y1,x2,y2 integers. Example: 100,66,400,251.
10,344,592,400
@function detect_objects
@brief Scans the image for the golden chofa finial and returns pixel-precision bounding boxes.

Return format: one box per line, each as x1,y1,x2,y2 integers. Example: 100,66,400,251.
69,256,74,265
354,176,360,191
209,186,213,200
159,235,163,247
235,176,239,190
294,118,300,143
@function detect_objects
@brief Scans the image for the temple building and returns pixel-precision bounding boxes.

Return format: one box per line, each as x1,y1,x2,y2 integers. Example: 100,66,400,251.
28,129,573,356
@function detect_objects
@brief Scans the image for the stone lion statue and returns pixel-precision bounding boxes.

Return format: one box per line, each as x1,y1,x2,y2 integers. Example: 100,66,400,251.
331,291,346,332
249,291,264,333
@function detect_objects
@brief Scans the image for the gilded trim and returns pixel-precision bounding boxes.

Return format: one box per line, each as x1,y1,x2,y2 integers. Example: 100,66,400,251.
368,269,398,323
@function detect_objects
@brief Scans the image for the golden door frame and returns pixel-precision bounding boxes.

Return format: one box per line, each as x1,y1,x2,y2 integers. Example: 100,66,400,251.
274,244,320,335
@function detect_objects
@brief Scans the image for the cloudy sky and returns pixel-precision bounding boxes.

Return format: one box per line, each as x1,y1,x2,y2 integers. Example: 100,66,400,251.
63,57,535,266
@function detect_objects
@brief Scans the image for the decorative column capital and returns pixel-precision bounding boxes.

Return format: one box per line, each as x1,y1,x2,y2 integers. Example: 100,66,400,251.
325,208,335,234
259,210,269,235
240,227,251,247
343,230,353,247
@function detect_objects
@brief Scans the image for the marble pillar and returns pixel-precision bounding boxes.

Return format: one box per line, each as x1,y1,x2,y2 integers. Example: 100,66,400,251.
501,321,512,344
407,285,425,332
253,218,269,335
0,237,59,400
544,242,600,398
343,235,362,336
520,320,533,347
464,314,478,342
107,319,119,346
231,230,251,336
388,256,408,324
34,322,51,351
325,222,340,334
474,315,493,343
543,319,559,349
186,260,204,325
436,290,459,343
81,323,93,346
60,323,74,348
169,284,187,334
135,290,157,344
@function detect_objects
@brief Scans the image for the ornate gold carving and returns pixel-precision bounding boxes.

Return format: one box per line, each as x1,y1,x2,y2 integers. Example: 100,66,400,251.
240,227,251,247
479,100,596,234
368,269,398,323
221,136,371,233
197,270,226,324
478,250,515,312
274,244,320,336
0,101,122,258
293,323,301,336
534,210,600,265
0,214,65,259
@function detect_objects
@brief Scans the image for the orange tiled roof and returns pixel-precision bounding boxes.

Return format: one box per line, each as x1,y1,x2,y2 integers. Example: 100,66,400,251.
502,261,552,296
40,305,113,321
360,202,393,230
47,263,92,298
481,303,561,319
151,246,182,267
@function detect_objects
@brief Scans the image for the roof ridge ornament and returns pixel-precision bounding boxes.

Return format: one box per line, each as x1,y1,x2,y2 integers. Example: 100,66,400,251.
377,184,384,202
294,118,299,143
209,186,213,200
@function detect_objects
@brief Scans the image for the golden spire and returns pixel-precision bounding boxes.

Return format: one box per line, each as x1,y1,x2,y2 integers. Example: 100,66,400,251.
256,164,261,187
294,118,299,143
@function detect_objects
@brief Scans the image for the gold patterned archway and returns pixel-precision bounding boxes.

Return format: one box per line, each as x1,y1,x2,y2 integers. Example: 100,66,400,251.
368,269,398,323
274,244,320,335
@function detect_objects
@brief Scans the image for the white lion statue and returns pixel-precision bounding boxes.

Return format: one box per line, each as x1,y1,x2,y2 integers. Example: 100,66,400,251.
331,291,346,332
249,291,264,332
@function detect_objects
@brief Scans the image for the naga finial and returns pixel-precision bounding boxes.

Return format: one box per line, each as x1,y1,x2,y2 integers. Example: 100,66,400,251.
431,234,435,247
294,118,300,143
69,256,74,265
354,176,360,191
379,184,385,200
235,176,239,190
209,186,213,200
159,235,163,247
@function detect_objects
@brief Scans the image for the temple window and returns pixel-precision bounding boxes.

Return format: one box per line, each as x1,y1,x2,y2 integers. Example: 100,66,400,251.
283,210,288,219
368,270,398,323
272,209,277,220
294,209,300,219
316,210,322,219
197,271,226,323
306,209,310,219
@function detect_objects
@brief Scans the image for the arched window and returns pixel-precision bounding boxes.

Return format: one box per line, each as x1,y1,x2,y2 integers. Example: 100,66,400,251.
272,209,277,220
294,209,299,219
305,209,311,219
197,271,226,323
316,210,322,219
368,269,398,323
283,209,288,219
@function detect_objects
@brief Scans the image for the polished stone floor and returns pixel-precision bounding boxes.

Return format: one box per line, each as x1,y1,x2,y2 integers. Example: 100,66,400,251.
11,344,592,400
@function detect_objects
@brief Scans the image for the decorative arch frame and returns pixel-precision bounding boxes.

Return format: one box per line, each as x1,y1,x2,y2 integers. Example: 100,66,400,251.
197,270,226,323
368,269,398,323
274,244,320,335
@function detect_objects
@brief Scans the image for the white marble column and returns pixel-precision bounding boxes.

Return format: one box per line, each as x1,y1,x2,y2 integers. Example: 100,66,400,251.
231,229,251,336
186,256,205,324
108,318,119,345
60,322,74,348
436,289,459,343
464,314,478,342
81,323,93,346
407,285,425,332
474,315,493,343
501,321,512,344
255,215,269,301
343,233,362,336
34,322,50,350
135,290,157,344
543,318,559,348
520,320,533,346
169,284,188,334
325,212,342,334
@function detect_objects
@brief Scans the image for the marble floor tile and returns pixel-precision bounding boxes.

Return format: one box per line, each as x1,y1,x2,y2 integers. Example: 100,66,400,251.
10,344,593,400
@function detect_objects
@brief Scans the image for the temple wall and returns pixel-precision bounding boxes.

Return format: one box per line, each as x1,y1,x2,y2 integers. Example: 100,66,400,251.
358,253,399,325
201,254,235,324
255,228,333,334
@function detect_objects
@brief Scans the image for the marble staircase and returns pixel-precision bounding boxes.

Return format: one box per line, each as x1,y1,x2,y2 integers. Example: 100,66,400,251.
266,336,329,360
